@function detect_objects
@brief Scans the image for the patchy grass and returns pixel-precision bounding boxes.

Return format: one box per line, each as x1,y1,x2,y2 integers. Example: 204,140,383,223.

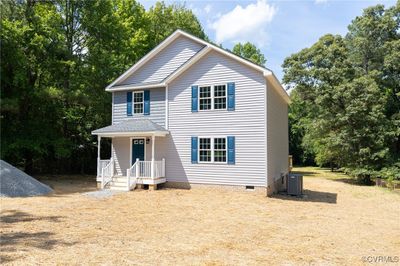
1,170,399,265
293,166,400,193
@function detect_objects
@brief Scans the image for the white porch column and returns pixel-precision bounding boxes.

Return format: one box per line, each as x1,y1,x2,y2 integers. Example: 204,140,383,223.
165,85,169,129
97,136,101,177
151,135,155,178
97,136,101,159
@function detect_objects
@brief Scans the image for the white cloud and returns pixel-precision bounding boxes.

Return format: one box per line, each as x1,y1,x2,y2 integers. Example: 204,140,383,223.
210,0,276,47
204,4,212,14
315,0,328,4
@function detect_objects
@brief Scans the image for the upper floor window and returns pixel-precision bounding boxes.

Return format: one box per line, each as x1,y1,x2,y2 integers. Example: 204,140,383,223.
198,85,226,111
191,83,234,113
133,91,144,114
199,86,212,110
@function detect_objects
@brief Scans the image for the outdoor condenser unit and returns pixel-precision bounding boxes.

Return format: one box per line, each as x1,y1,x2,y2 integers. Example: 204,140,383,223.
287,173,303,196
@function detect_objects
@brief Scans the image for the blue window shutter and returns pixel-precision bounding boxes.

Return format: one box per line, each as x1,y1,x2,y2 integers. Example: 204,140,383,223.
127,91,132,116
227,136,235,164
227,82,235,111
191,137,198,163
191,85,198,112
143,90,150,115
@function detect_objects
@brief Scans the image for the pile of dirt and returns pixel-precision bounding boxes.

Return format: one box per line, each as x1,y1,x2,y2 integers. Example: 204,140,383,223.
0,160,53,197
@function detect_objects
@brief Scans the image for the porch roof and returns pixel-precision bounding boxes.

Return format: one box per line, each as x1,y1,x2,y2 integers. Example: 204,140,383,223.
92,119,169,137
109,81,165,91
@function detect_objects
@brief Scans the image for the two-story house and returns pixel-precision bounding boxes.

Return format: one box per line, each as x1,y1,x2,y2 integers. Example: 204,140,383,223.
92,30,290,196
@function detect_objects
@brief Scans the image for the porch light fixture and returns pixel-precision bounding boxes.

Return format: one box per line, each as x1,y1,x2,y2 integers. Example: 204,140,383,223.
146,138,150,144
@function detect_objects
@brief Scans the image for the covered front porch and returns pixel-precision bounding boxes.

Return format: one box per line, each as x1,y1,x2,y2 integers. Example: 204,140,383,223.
92,119,169,191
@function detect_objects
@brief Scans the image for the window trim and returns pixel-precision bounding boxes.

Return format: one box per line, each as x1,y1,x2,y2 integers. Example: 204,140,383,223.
198,136,228,164
133,90,144,114
197,84,227,112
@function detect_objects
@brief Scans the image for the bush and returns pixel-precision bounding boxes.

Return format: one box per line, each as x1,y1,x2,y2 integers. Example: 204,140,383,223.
342,167,375,185
376,164,400,180
342,163,400,187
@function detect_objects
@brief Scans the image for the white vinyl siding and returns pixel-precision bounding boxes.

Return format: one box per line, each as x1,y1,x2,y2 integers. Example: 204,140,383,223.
112,137,130,176
267,78,289,185
119,36,205,86
166,50,266,187
112,87,165,126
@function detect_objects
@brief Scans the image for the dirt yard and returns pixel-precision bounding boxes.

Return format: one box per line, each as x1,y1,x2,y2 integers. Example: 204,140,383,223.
1,168,399,265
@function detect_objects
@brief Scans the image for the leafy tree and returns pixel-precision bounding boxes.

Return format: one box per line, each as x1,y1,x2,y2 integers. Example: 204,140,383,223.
283,1,399,181
147,1,207,48
232,42,266,66
1,0,67,173
1,0,207,174
345,2,400,164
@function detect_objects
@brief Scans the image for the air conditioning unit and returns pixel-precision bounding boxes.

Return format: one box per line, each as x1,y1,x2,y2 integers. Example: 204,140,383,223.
287,173,303,196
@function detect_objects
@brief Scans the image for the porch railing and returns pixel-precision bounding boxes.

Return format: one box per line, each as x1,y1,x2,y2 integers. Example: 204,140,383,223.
101,158,114,189
154,159,165,178
126,158,166,191
97,159,111,177
127,160,138,191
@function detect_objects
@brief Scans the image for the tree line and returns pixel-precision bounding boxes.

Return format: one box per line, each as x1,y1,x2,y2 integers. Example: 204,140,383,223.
1,0,207,174
284,2,400,182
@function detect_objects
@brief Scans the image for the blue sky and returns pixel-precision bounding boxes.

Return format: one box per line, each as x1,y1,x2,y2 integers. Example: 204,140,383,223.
139,0,397,81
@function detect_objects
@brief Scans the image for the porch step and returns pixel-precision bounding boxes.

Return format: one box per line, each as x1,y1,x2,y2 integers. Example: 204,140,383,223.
109,186,129,191
110,180,127,185
107,176,129,191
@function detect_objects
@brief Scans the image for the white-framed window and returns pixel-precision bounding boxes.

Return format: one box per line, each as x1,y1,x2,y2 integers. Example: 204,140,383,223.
198,137,227,163
133,91,144,114
199,86,212,110
198,85,227,111
214,85,226,110
199,138,212,162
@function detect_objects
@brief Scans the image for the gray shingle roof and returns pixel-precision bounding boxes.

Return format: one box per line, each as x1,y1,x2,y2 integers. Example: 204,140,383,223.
92,119,168,135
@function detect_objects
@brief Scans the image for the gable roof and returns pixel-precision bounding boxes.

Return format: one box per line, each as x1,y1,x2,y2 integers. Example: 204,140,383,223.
106,30,290,104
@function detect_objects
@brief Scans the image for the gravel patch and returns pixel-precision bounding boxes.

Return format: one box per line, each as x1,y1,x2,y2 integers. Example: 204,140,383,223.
83,189,122,198
0,160,53,197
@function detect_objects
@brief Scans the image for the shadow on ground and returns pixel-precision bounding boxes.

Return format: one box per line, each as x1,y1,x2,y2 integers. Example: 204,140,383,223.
36,175,97,195
273,189,337,204
1,210,63,224
0,210,76,263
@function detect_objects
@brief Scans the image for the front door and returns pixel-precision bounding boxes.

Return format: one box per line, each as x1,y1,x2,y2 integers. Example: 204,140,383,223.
132,138,145,164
